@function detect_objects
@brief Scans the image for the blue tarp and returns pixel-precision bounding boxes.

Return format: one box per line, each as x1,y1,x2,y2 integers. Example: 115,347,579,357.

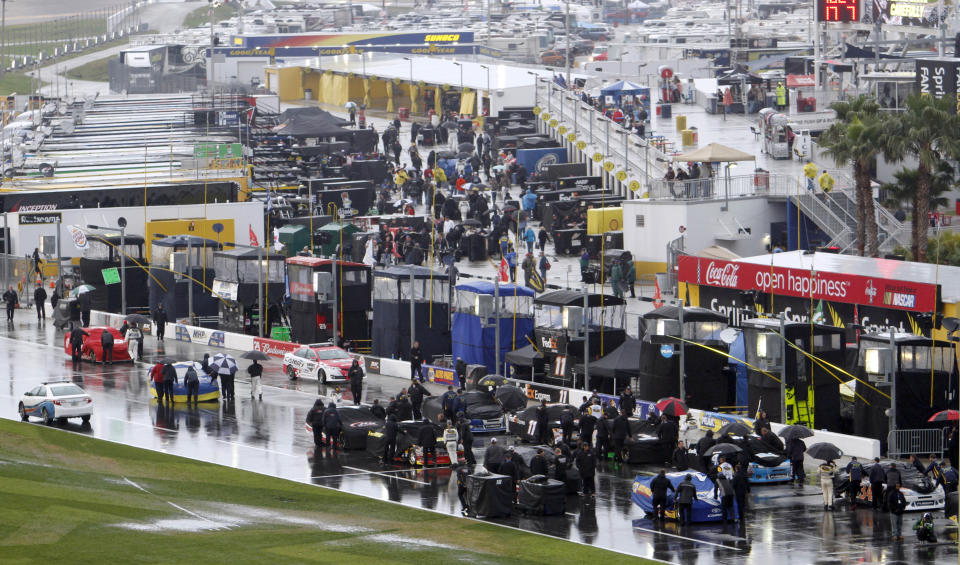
452,282,535,374
514,147,568,176
632,472,735,522
729,333,749,409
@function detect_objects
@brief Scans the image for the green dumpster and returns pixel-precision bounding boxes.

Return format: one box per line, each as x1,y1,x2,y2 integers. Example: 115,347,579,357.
277,224,309,257
316,222,361,257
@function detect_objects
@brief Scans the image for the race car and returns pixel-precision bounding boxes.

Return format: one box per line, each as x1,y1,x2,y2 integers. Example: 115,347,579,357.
62,326,131,363
19,381,93,425
833,460,945,511
507,403,579,443
623,419,670,464
366,420,462,466
282,343,355,383
423,391,506,433
305,405,384,450
743,438,792,483
632,472,735,522
146,361,220,403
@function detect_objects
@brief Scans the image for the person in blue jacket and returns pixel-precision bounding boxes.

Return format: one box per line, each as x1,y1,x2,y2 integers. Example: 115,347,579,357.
522,188,537,214
524,226,536,253
505,245,517,282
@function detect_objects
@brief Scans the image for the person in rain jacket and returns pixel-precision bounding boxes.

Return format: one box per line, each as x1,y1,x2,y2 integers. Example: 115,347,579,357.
184,363,200,404
580,249,591,282
322,403,342,449
818,170,835,193
247,359,263,401
443,420,460,467
100,327,114,365
523,226,536,254
676,474,698,525
775,82,786,110
348,359,364,405
610,260,624,298
150,362,165,403
306,399,325,447
219,358,236,401
418,416,438,465
162,361,178,404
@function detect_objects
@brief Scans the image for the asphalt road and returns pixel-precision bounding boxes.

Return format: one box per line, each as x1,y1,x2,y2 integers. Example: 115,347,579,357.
0,313,955,563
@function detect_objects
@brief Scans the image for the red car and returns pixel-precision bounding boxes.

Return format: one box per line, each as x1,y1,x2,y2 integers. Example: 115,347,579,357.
63,327,131,363
282,343,356,383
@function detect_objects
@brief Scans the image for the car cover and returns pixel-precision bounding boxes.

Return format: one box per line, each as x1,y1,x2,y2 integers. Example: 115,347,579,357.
624,419,668,464
466,472,514,518
632,472,734,522
508,404,579,442
518,475,566,515
494,385,528,413
336,406,384,450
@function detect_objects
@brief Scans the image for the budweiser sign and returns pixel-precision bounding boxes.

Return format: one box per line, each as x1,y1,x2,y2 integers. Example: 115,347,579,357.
704,262,740,288
253,337,300,357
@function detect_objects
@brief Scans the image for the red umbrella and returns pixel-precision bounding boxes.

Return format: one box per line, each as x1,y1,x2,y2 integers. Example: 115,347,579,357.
656,397,688,417
928,410,960,422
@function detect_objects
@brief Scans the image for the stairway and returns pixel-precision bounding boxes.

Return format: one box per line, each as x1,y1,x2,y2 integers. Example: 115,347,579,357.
790,188,911,254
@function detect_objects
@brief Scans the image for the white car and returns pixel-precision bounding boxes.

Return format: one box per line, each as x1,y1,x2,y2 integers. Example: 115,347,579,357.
19,382,93,425
281,343,355,384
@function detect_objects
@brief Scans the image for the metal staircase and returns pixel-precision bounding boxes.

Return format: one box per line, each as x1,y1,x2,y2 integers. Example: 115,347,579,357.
790,187,911,254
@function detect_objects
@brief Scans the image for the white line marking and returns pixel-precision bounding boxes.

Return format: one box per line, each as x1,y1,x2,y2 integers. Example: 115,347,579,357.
215,439,299,458
632,525,746,551
342,465,431,485
166,501,219,524
122,476,151,494
107,416,177,433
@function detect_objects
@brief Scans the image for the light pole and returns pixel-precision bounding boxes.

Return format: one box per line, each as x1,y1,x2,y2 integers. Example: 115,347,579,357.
208,0,216,89
402,56,413,83
479,64,491,113
527,71,538,107
453,61,464,93
564,0,571,87
1,0,7,79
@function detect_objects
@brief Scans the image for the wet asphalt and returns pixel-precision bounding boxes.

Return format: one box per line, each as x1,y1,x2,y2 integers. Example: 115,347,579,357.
0,313,956,564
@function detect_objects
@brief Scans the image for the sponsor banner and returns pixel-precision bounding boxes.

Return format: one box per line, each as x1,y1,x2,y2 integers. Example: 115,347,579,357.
557,176,603,190
915,58,960,114
678,256,938,312
19,212,61,225
871,0,939,28
363,356,381,374
173,324,226,347
67,225,88,249
421,364,459,387
211,280,239,301
253,336,300,357
240,31,475,49
515,148,568,175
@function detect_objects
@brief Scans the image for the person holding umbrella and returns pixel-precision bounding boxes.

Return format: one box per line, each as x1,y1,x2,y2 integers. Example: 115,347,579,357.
211,353,238,401
348,358,364,405
124,323,143,362
819,459,838,510
241,350,269,400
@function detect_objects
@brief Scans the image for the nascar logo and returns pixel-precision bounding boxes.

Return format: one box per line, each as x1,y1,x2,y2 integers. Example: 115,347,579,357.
884,292,916,308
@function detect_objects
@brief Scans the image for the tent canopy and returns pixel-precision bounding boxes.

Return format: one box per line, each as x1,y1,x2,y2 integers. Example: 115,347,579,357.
582,336,643,379
456,281,535,297
718,71,763,86
273,108,352,137
504,344,544,367
674,143,756,163
600,80,647,95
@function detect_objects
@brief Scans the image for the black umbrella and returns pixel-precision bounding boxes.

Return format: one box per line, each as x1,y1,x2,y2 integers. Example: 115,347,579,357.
240,350,270,361
456,152,472,159
704,443,742,457
476,374,509,389
805,442,842,461
458,142,475,153
778,425,815,441
124,313,151,325
718,422,752,438
437,150,456,159
495,385,528,413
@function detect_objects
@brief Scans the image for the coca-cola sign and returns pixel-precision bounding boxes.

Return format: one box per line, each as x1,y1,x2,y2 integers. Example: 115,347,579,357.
704,261,740,288
678,256,937,312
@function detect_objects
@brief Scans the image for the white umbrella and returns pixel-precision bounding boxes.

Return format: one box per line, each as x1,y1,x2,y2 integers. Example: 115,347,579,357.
210,353,238,375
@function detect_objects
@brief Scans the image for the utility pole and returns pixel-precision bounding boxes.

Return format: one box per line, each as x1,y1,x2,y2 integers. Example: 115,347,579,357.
494,280,500,376
208,0,216,89
565,0,571,87
582,285,590,391
0,0,7,78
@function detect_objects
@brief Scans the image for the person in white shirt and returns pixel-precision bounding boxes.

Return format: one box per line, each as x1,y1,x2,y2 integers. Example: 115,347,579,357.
124,324,143,362
443,420,460,467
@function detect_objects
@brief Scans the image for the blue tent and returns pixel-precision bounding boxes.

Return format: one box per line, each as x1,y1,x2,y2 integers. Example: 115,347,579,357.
632,472,735,522
599,80,651,108
452,281,535,374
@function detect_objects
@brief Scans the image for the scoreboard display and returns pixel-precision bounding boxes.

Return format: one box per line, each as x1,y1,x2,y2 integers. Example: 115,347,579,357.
817,0,860,22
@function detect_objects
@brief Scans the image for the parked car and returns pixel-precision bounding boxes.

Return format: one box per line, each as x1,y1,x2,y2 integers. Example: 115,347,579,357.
62,326,131,363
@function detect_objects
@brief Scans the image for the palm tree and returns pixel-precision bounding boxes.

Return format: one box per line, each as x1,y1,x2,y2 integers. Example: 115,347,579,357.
818,95,886,257
881,161,955,214
883,94,960,262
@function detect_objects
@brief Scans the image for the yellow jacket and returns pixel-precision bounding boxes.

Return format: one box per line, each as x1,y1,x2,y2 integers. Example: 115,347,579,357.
818,171,835,192
803,162,818,179
433,167,447,183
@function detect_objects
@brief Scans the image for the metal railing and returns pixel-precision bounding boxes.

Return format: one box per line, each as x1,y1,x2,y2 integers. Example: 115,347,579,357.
792,191,857,252
665,235,686,296
887,428,943,459
646,173,799,201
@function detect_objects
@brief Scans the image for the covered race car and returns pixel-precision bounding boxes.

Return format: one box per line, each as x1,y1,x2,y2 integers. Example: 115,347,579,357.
744,438,792,483
305,405,384,450
833,460,945,511
632,471,734,522
623,419,670,464
366,420,462,466
147,361,220,403
423,391,506,433
507,403,579,443
282,343,355,383
63,327,131,363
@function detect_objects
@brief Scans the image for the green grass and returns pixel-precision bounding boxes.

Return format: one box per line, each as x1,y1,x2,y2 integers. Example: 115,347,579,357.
64,56,111,82
182,3,238,29
0,72,39,96
0,419,648,564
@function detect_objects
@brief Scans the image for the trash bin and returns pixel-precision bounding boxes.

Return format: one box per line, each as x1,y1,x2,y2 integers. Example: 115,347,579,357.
675,114,687,130
398,107,410,119
304,89,313,100
271,326,291,342
754,168,770,191
660,103,672,119
681,129,695,146
690,126,699,144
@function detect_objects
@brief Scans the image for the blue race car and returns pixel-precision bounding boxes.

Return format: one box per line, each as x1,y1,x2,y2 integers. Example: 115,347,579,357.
632,472,737,522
